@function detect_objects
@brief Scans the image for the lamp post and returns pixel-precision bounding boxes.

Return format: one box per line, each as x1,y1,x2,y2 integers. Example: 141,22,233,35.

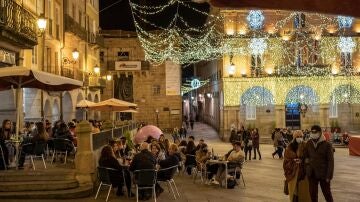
37,13,47,121
155,109,159,126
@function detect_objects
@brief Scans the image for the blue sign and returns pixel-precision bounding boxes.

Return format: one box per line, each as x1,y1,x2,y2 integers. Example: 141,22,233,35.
191,79,201,89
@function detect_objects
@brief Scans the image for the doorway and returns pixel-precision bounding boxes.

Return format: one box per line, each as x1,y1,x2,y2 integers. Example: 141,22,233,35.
285,103,301,129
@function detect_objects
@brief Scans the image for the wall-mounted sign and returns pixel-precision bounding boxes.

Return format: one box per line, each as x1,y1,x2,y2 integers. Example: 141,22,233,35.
191,79,201,89
115,61,141,71
165,61,181,95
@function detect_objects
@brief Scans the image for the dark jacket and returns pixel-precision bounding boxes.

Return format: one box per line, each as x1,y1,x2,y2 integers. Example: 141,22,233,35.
252,132,260,148
184,150,196,166
304,135,334,180
99,156,125,186
129,150,156,172
229,130,241,143
158,153,180,180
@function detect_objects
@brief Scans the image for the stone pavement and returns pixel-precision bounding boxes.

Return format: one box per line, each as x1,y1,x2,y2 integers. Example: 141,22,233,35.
2,122,360,202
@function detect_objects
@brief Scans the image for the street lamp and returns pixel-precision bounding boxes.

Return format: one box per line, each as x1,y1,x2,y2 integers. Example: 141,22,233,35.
72,49,79,61
37,14,47,34
106,74,112,81
94,65,100,75
37,13,47,121
155,109,159,126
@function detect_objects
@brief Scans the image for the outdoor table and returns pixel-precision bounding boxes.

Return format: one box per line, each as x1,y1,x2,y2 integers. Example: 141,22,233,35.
207,159,229,188
349,136,360,156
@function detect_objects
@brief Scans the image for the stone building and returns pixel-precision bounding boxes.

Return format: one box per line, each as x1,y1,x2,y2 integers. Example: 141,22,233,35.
0,0,103,124
100,30,182,130
188,10,360,141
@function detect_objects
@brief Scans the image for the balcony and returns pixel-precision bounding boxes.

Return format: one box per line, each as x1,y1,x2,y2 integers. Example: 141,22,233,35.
0,0,37,48
62,67,84,82
64,14,86,41
88,31,104,47
87,76,106,92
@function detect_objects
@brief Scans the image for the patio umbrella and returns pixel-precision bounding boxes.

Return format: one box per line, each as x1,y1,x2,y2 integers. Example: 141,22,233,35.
76,100,96,120
89,98,137,112
0,66,83,140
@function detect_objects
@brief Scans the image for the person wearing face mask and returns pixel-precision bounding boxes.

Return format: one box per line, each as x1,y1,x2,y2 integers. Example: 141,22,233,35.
283,130,311,202
304,125,334,202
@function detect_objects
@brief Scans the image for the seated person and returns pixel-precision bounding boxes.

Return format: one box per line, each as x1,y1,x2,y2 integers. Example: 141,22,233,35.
0,119,11,168
157,144,181,194
184,141,197,175
98,145,133,197
129,142,157,200
213,141,245,184
18,122,49,168
195,139,205,151
195,143,210,171
342,132,350,145
150,142,166,163
54,122,75,153
109,139,123,158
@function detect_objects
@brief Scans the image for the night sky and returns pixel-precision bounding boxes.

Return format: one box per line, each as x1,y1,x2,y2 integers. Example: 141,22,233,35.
99,0,210,31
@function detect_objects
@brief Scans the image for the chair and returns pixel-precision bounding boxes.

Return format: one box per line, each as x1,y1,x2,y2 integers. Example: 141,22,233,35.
227,161,246,187
95,167,118,202
51,138,74,164
29,141,47,170
193,159,207,184
157,165,180,199
133,169,157,202
0,144,6,170
183,154,196,175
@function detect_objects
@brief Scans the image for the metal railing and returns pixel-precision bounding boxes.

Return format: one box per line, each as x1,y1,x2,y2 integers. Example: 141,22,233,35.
64,14,86,41
0,0,37,46
92,122,138,151
62,67,84,81
88,31,104,47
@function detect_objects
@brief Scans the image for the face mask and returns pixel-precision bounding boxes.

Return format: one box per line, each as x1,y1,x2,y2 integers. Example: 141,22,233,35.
310,132,320,140
296,137,303,143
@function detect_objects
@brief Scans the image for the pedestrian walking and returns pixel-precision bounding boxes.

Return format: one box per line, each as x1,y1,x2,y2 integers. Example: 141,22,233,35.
272,128,284,159
304,125,334,202
252,128,261,160
243,129,253,161
190,118,195,130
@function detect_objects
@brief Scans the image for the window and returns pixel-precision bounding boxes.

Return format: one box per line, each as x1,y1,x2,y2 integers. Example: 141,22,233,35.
152,85,161,95
329,96,338,118
55,7,60,40
32,46,37,64
246,104,256,120
251,55,262,77
117,51,129,61
79,10,82,26
72,4,76,19
100,51,104,63
341,52,352,68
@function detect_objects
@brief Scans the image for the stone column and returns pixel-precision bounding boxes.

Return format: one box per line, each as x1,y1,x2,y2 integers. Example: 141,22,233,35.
319,104,330,129
275,105,286,128
75,121,94,185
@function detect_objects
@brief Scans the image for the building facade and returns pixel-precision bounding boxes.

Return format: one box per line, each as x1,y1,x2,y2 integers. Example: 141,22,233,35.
0,0,103,124
100,30,182,130
190,10,360,141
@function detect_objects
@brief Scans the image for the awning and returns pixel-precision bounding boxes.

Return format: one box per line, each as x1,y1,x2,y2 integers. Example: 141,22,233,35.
89,98,137,112
0,66,83,91
76,99,96,108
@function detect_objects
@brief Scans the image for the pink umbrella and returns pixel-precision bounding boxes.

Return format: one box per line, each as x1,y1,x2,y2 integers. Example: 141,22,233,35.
135,125,163,144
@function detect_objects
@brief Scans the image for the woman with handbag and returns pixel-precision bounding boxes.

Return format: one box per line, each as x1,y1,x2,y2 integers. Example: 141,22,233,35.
283,130,311,202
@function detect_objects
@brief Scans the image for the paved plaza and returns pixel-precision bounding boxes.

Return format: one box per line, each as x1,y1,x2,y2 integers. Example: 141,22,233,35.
1,123,360,202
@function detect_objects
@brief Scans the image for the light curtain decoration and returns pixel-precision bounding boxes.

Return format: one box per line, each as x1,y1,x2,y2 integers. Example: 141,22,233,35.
129,0,358,77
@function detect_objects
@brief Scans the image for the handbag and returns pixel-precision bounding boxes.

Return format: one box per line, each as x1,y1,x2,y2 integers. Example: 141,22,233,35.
283,180,289,195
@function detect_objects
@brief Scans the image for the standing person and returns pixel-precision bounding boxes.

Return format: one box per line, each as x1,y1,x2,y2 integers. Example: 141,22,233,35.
190,118,195,130
0,119,11,168
172,127,180,143
272,128,284,159
179,125,187,139
243,129,253,161
252,128,261,160
229,127,238,144
283,130,311,202
304,125,334,202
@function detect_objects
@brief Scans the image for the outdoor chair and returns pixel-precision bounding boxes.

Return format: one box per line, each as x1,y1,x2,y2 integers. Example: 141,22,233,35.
0,144,6,170
51,138,74,164
133,169,157,202
193,159,207,184
30,142,46,170
157,165,180,199
227,161,246,187
183,154,196,175
95,167,118,202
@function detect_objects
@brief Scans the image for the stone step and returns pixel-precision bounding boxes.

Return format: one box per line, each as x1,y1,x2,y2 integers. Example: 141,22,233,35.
0,185,93,199
0,169,76,182
0,180,79,192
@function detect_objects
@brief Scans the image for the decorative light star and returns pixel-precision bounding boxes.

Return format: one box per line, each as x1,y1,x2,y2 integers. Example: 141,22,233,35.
338,37,356,53
246,10,265,30
249,38,267,55
337,16,354,28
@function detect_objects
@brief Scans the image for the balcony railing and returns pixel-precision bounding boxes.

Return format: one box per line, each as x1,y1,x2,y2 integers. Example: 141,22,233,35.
0,0,37,47
64,14,86,41
62,67,84,81
88,31,104,47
